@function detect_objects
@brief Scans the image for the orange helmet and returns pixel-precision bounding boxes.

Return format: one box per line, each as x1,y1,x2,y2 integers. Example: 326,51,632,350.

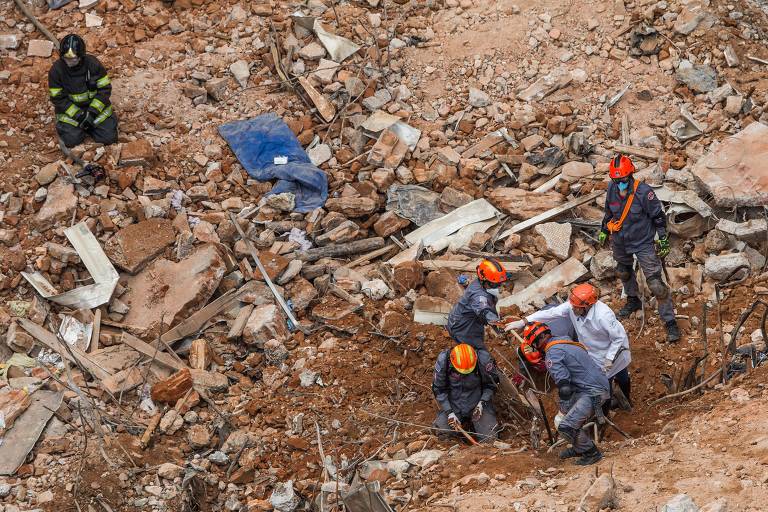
523,321,551,347
569,283,599,308
477,258,507,285
520,340,543,364
609,154,635,179
450,344,478,374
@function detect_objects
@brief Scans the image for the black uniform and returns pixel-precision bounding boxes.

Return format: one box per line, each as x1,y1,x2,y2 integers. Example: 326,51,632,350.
431,348,499,442
48,55,118,148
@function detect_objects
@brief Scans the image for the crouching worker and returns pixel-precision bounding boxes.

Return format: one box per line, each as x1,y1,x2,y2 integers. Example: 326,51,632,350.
523,322,610,465
432,343,499,443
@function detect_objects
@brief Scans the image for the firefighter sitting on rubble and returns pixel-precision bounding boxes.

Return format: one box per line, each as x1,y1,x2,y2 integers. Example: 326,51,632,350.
446,258,510,350
431,343,499,443
523,321,609,465
507,283,632,406
48,34,118,149
599,154,680,342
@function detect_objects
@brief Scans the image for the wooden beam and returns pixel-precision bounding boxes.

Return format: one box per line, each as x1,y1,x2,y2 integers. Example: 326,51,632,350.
499,190,603,239
612,143,660,160
121,332,186,371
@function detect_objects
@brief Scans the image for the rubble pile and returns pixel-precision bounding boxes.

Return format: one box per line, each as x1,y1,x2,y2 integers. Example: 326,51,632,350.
2,0,768,509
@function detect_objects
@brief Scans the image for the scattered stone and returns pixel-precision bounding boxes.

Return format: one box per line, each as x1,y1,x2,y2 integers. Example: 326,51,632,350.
230,60,250,88
578,474,616,512
35,162,60,185
590,250,617,280
270,481,300,512
533,222,572,260
27,39,54,58
157,463,184,480
676,64,717,93
406,449,443,469
0,33,21,50
34,179,76,231
104,218,176,274
361,279,389,300
468,87,490,107
308,144,332,166
119,139,155,167
243,304,289,348
703,253,750,281
662,494,699,512
187,424,212,449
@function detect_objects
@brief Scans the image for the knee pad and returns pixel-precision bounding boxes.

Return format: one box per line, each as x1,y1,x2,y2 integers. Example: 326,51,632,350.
647,275,669,300
616,263,632,282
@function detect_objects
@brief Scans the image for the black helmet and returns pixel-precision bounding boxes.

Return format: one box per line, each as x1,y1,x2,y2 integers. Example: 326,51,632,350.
59,34,86,59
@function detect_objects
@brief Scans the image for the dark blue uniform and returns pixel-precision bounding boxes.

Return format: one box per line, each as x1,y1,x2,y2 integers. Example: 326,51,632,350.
446,279,499,350
601,179,675,323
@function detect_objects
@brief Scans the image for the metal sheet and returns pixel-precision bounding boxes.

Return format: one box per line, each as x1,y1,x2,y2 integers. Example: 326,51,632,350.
404,199,501,247
21,222,119,309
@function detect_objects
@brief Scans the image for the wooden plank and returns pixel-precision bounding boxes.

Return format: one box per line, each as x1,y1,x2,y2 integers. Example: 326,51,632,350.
612,143,660,160
295,237,385,262
227,304,254,341
496,154,525,166
499,190,603,239
497,257,588,308
346,244,397,269
0,390,63,475
89,308,101,353
101,366,144,395
462,134,504,159
121,332,185,371
17,318,111,381
298,76,336,122
160,288,238,344
421,260,529,272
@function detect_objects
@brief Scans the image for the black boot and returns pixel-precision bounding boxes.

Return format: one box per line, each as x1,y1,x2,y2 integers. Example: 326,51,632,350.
559,447,579,459
617,297,642,319
666,320,681,343
575,447,603,466
557,426,578,445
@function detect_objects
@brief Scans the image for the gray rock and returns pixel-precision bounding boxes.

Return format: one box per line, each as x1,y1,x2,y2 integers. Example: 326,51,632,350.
307,144,332,166
359,460,387,480
468,87,490,108
578,474,615,512
298,42,325,60
362,89,393,111
0,483,12,497
270,480,300,512
229,60,250,88
405,449,444,469
208,451,230,465
534,222,572,260
704,253,750,281
299,369,318,387
345,77,366,97
0,33,21,50
589,250,616,280
676,64,717,93
700,498,728,512
662,494,699,512
386,459,411,476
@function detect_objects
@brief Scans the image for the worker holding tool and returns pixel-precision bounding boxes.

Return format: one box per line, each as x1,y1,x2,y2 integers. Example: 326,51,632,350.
523,321,609,465
48,34,118,149
432,343,499,443
446,258,511,350
598,154,679,342
506,283,632,406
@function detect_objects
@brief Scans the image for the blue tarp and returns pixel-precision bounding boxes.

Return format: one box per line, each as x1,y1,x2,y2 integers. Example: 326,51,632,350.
218,113,328,213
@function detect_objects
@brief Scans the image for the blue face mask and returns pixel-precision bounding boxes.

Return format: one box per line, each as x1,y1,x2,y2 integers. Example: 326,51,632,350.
617,181,629,193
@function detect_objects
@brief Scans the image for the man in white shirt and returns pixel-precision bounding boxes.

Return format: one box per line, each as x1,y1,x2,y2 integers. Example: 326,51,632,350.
506,283,631,404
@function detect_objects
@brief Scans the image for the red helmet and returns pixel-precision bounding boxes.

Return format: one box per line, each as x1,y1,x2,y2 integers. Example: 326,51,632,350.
609,154,635,179
476,258,507,285
522,321,551,348
569,283,599,308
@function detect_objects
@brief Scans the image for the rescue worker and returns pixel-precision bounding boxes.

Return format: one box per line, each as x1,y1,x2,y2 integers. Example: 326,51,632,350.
523,321,609,465
599,154,679,342
48,34,118,148
446,258,509,350
506,283,631,404
432,343,499,443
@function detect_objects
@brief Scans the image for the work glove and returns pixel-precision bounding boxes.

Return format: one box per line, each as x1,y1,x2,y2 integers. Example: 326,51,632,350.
656,235,671,258
603,358,614,373
504,319,525,332
447,412,460,430
472,401,483,422
598,230,609,247
553,411,565,429
557,381,573,402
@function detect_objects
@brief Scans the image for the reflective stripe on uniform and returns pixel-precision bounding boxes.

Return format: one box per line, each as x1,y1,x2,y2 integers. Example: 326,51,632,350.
96,75,111,88
57,114,79,126
93,105,113,125
49,87,63,98
69,92,90,103
64,103,81,117
89,98,106,112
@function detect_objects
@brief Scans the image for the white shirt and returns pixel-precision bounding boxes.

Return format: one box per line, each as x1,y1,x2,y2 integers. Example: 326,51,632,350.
526,301,631,378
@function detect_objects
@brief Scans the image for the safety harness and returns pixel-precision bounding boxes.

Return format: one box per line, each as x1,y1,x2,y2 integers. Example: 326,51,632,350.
606,179,640,234
542,339,588,353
